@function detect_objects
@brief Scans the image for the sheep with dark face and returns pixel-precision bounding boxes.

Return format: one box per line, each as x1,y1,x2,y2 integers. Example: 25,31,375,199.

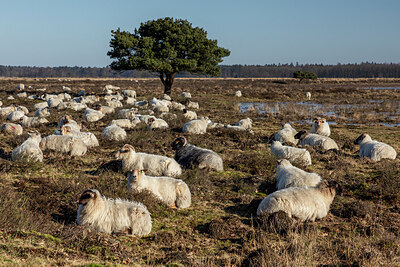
76,189,151,236
294,130,338,151
171,137,224,171
354,133,396,161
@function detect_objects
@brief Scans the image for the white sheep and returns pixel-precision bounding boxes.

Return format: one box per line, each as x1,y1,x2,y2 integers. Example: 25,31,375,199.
34,107,50,118
162,94,171,101
123,96,136,105
257,181,337,222
61,125,99,148
354,133,397,161
104,84,120,91
84,107,104,122
225,125,255,134
17,83,25,90
7,110,26,122
181,92,191,98
57,115,81,132
172,137,224,171
127,170,191,209
20,116,49,127
133,100,148,109
294,131,339,150
76,189,151,236
40,135,87,156
185,99,199,109
122,89,136,98
275,123,298,145
101,124,127,141
0,123,23,135
12,131,43,162
270,141,312,166
106,99,123,108
48,97,62,108
68,102,87,111
171,101,185,111
276,159,322,190
147,118,168,130
136,114,156,124
182,117,211,134
183,109,197,121
17,92,27,98
109,118,141,129
310,117,331,136
235,90,242,97
235,118,253,129
115,144,182,177
117,108,138,119
305,91,311,100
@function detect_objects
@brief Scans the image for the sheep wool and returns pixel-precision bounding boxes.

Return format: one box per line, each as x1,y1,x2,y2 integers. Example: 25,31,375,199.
61,125,99,148
276,159,322,190
101,124,127,141
354,133,397,161
310,117,330,137
270,141,311,166
182,117,211,134
275,123,298,145
12,131,43,162
235,118,252,129
1,123,23,135
147,118,169,130
295,131,338,150
40,135,87,156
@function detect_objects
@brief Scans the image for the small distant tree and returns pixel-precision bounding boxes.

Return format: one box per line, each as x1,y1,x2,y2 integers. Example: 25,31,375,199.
293,70,318,84
108,17,231,95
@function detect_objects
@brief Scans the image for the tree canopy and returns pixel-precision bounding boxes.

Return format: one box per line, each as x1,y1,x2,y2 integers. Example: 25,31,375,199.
293,70,318,83
108,17,230,94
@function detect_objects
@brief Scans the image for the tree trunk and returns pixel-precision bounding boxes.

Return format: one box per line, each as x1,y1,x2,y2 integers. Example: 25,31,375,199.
159,73,175,95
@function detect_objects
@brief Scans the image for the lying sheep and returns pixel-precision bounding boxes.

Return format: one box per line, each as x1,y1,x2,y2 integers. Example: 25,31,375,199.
171,101,185,111
0,122,23,135
115,144,182,177
61,125,99,148
235,90,242,97
12,131,43,162
270,141,311,166
57,115,81,133
123,96,136,105
48,97,62,108
106,99,123,108
225,125,255,134
147,117,168,130
182,117,211,134
310,117,330,136
0,106,17,117
159,112,177,120
7,110,25,122
109,118,141,129
117,108,138,119
104,84,120,91
354,133,397,161
257,180,337,222
294,131,338,150
127,170,191,209
162,94,171,101
183,109,197,120
20,116,49,127
101,124,127,142
100,105,115,114
34,107,50,118
136,114,156,124
40,134,87,156
76,189,151,236
276,159,322,190
84,107,104,122
275,123,298,145
305,91,311,100
185,99,199,109
172,137,224,171
235,118,252,129
181,92,191,98
122,89,136,98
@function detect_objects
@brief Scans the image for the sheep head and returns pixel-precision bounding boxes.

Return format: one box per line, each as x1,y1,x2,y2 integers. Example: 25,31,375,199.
115,144,135,159
61,125,72,135
147,118,155,124
27,130,41,139
277,159,291,167
354,133,370,145
294,130,308,140
171,137,187,150
128,169,145,183
75,189,97,205
64,115,72,123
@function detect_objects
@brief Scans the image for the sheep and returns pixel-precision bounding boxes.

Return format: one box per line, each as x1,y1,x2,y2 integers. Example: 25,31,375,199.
208,122,225,129
172,137,224,171
183,109,197,120
185,99,199,109
182,117,211,134
104,93,122,102
354,133,397,161
48,97,62,108
235,90,242,97
106,99,123,108
305,91,311,100
147,117,168,130
81,95,101,104
0,106,17,117
310,117,331,137
68,102,87,111
34,107,50,118
84,107,104,122
276,159,322,190
115,144,182,177
100,105,115,115
257,181,337,222
159,112,177,120
20,116,49,127
76,189,151,236
270,141,312,166
122,89,136,98
136,114,156,124
17,92,27,98
117,108,138,119
123,96,136,105
7,110,26,122
61,125,99,148
109,118,141,129
162,94,171,101
133,100,148,109
1,123,23,135
275,123,298,145
7,96,14,100
12,130,43,162
57,115,81,133
127,169,191,209
40,134,87,156
101,124,127,141
17,83,25,90
181,92,191,98
104,84,120,91
225,125,254,134
235,118,253,129
17,106,29,114
0,100,2,107
171,101,185,111
294,131,339,151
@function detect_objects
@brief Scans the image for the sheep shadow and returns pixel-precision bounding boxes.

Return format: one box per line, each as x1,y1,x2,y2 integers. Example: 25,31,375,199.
51,204,77,225
86,160,123,175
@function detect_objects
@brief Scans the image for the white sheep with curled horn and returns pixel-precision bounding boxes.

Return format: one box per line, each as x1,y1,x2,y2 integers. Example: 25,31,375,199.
127,169,191,209
354,133,397,161
76,189,152,236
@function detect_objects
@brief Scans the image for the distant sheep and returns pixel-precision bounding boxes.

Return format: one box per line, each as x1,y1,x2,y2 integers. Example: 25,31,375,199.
181,92,191,98
40,134,87,156
147,117,168,130
225,125,254,134
0,123,23,135
34,107,50,118
109,118,141,129
172,137,224,171
183,109,197,121
162,94,171,101
127,170,191,209
84,107,104,122
275,123,298,145
123,96,136,105
185,99,199,109
20,116,49,127
61,125,99,148
182,117,211,134
276,159,322,190
76,189,151,236
122,89,136,98
305,91,311,100
354,133,397,161
171,101,185,111
117,108,138,119
57,115,81,133
257,181,337,222
17,83,25,90
270,141,311,166
106,99,123,108
235,118,253,129
100,105,115,114
310,117,330,136
115,144,182,177
235,90,242,97
12,131,43,162
295,131,338,150
104,84,120,91
101,124,127,142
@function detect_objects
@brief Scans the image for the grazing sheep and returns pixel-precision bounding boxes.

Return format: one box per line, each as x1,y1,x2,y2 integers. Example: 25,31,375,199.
172,137,224,171
270,141,312,166
181,92,191,98
310,117,331,137
19,116,49,127
354,133,397,161
101,124,127,141
12,131,43,162
182,117,211,134
275,123,298,145
235,90,242,97
294,131,339,150
257,181,337,222
0,123,23,135
147,118,168,130
109,118,141,129
40,135,87,156
115,144,182,177
76,189,151,236
305,91,311,100
84,107,104,122
235,118,252,129
122,89,137,98
276,159,322,190
183,109,197,120
185,99,199,109
61,125,99,148
127,170,191,209
34,107,50,118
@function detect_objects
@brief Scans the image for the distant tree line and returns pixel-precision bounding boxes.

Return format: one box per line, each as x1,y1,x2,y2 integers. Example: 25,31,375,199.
1,62,400,78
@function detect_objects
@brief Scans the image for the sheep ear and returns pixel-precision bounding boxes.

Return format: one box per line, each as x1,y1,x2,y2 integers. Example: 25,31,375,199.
76,190,96,205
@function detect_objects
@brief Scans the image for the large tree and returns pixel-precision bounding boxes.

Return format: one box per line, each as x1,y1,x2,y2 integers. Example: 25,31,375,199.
108,17,231,94
293,70,318,84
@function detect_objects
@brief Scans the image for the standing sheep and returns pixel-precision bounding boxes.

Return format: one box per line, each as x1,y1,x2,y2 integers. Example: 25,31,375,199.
76,189,151,236
354,133,397,161
270,141,312,166
276,159,322,190
12,131,43,162
294,131,339,151
305,91,311,100
127,169,191,209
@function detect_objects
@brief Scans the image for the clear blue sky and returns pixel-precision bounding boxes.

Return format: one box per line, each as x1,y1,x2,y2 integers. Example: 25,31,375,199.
1,0,399,67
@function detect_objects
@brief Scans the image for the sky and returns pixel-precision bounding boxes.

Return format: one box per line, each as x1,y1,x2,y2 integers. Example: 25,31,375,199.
1,0,399,67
